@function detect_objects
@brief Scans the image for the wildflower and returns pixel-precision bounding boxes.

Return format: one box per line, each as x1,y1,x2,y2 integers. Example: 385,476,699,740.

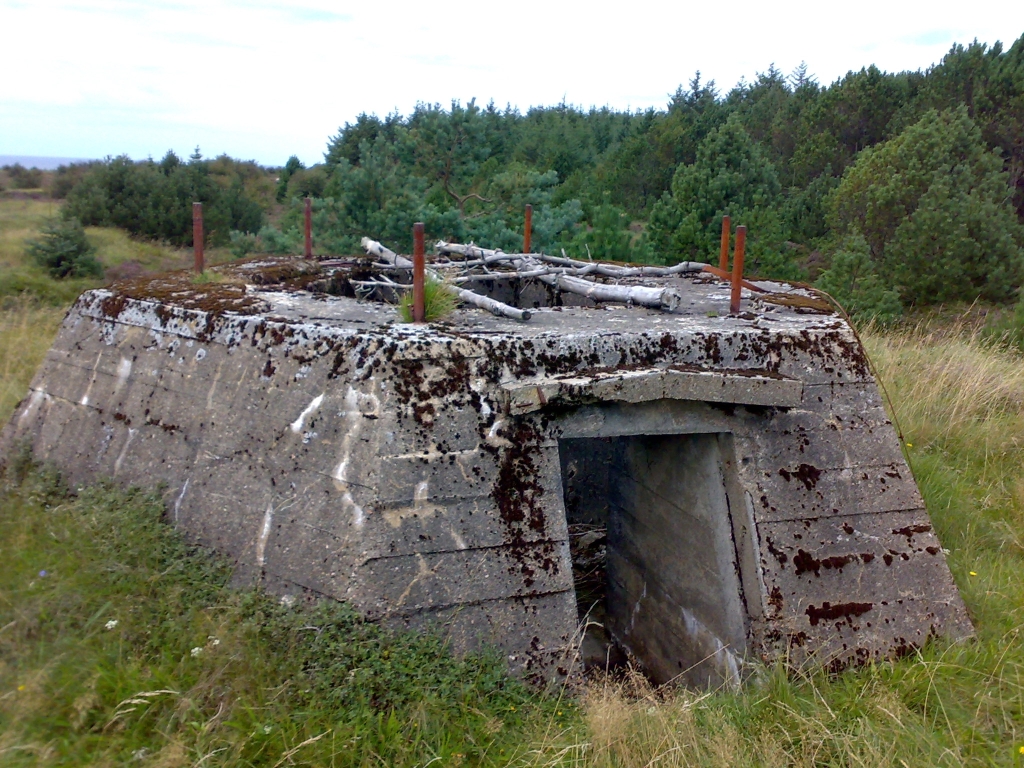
38,570,48,577
17,685,26,692
190,646,203,657
969,571,978,576
1019,745,1024,755
105,619,118,630
906,442,913,448
207,636,220,647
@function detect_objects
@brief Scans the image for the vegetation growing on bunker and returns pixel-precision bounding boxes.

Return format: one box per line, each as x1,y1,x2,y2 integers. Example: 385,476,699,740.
397,275,458,323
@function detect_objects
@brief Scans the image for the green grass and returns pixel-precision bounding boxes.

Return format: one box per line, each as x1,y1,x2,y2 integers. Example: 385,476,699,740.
0,198,91,306
1,205,1024,765
0,457,559,766
399,276,459,323
190,270,230,285
2,332,1022,767
0,297,65,424
0,198,232,307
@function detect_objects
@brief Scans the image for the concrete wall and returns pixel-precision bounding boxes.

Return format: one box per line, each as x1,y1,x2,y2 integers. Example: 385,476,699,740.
606,434,746,688
1,275,975,684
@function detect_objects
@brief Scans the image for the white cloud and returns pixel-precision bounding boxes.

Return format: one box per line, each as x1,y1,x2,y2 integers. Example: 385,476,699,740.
1,0,1021,164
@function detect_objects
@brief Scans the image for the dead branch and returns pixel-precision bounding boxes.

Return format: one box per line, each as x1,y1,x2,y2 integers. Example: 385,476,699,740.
539,252,707,277
360,237,530,322
436,241,684,311
456,288,531,322
361,237,411,268
535,273,682,311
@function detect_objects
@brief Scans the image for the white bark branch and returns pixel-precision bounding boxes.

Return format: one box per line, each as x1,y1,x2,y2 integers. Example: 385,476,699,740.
535,273,682,311
361,237,530,322
436,241,684,311
455,288,531,321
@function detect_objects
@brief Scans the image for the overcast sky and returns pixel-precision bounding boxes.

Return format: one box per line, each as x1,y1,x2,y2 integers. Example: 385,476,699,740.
2,0,1022,167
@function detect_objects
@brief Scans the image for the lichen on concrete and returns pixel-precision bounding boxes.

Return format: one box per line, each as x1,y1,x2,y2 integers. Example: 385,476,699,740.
0,256,973,686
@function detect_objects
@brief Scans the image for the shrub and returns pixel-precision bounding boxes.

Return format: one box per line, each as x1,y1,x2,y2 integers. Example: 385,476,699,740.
815,235,902,323
284,166,328,200
3,163,44,189
982,297,1024,352
256,224,301,255
63,153,266,247
568,193,635,261
275,155,305,202
25,217,103,279
50,162,99,199
229,230,259,259
644,115,800,278
829,106,1024,305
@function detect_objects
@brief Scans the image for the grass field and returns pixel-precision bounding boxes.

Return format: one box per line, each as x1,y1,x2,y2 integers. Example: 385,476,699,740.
1,203,1023,766
0,197,228,308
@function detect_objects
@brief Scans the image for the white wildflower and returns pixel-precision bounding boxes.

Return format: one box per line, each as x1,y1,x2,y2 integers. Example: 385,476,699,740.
104,619,118,630
190,646,203,657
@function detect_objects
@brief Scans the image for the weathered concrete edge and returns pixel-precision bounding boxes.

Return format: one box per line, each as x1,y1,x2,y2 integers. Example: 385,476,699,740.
502,367,804,414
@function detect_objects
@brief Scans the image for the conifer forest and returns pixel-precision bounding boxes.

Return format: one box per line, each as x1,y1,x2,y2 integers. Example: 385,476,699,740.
57,36,1024,321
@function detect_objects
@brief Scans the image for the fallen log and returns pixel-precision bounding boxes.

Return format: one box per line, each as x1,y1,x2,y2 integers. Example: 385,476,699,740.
457,288,532,321
436,241,684,311
540,251,707,278
361,237,530,322
536,273,683,312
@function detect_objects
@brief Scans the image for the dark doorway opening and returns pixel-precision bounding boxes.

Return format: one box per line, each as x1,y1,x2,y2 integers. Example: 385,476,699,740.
559,433,749,688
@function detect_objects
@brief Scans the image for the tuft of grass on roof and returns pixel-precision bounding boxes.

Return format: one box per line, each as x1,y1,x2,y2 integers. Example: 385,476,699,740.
398,276,458,323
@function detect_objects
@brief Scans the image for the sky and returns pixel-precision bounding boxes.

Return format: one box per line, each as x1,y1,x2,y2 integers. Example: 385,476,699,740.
2,0,1023,167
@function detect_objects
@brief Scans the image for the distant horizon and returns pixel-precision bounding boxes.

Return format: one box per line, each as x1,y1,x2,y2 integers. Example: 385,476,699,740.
3,0,1022,167
0,155,96,171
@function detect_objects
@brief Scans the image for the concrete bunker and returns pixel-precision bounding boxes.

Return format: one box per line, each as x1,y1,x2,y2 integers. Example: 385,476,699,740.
1,249,975,686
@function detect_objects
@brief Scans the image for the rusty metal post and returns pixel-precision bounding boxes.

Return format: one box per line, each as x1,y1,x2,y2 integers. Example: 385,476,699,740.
192,202,204,274
730,225,746,314
412,222,425,323
719,215,730,273
303,197,312,259
523,204,532,254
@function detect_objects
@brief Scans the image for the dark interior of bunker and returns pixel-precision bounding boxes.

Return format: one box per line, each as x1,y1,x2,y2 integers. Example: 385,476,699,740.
560,431,750,688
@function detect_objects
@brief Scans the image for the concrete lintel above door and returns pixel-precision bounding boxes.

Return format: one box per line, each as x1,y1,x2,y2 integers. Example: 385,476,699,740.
501,365,803,415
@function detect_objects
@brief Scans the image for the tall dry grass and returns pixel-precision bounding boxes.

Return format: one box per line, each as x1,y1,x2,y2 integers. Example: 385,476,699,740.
864,323,1024,466
0,298,64,425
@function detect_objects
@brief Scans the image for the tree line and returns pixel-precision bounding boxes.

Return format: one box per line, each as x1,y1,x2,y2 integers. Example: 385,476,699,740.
55,35,1024,320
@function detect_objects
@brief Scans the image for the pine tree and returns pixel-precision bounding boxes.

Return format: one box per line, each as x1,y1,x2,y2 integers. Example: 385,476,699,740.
829,106,1024,304
644,116,797,277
